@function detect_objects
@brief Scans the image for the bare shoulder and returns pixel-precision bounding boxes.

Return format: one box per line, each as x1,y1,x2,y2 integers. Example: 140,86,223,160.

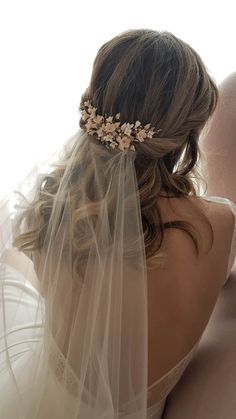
198,196,235,275
196,196,235,239
157,195,235,286
158,194,234,235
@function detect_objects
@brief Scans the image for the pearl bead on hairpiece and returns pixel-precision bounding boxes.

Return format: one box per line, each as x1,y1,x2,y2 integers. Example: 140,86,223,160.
81,100,159,151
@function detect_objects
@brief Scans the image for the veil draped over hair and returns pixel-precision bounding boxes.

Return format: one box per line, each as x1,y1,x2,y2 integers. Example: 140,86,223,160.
0,129,149,418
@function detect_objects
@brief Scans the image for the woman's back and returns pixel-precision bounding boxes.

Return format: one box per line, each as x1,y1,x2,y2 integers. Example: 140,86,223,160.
147,195,235,407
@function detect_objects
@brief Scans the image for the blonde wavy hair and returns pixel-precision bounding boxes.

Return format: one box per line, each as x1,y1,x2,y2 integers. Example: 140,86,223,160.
13,29,218,271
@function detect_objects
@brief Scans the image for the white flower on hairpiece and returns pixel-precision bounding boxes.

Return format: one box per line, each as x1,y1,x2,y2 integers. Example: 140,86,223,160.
116,135,131,151
103,121,119,133
121,123,133,136
80,100,158,151
96,127,104,138
136,129,147,142
103,133,114,142
93,115,104,124
135,121,141,128
147,129,155,138
81,110,91,121
86,119,99,131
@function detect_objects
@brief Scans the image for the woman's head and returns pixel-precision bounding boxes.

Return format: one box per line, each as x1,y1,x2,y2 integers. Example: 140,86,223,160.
79,29,217,260
80,29,218,177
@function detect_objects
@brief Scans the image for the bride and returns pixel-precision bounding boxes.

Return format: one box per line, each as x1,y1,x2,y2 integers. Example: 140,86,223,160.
0,29,235,419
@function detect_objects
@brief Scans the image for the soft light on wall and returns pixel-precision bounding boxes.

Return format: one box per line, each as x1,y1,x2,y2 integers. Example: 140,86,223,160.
0,0,235,201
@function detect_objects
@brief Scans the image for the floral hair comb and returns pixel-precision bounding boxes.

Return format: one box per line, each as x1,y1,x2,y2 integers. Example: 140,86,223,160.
80,100,159,151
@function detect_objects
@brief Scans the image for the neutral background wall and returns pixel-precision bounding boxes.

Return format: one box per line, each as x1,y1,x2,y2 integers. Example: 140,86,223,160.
0,0,235,200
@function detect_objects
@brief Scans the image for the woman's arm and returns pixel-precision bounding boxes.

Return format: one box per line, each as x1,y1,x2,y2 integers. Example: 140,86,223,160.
200,71,236,204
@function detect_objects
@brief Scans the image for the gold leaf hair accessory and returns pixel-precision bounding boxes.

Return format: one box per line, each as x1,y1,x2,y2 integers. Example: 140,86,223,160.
80,100,159,151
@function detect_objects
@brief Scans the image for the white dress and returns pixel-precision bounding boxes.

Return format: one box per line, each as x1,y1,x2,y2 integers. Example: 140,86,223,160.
0,195,236,419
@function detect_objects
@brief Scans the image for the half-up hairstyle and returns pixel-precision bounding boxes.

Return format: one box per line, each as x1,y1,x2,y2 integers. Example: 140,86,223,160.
14,29,218,271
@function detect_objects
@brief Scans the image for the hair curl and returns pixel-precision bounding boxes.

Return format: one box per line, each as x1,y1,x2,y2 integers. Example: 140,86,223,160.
14,29,218,272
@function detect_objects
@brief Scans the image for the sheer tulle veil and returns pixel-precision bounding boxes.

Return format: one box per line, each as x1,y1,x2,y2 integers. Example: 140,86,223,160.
0,26,221,419
0,128,149,418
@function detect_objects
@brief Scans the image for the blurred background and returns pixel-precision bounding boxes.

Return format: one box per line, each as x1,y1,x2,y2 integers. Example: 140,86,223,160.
0,0,235,201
